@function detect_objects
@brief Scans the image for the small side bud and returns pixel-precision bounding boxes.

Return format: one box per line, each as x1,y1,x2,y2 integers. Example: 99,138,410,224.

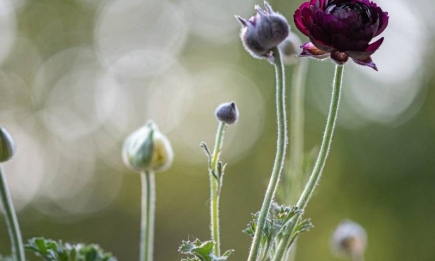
122,121,174,172
236,1,290,61
215,102,239,125
0,126,16,162
330,220,367,259
278,32,302,65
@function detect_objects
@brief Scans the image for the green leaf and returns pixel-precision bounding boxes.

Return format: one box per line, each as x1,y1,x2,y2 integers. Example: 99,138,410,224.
25,237,117,261
179,239,234,261
292,218,314,239
200,142,211,158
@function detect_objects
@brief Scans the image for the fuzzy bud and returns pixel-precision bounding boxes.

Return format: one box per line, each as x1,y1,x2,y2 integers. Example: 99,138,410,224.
278,32,302,65
0,126,16,163
215,102,239,125
236,1,290,61
331,220,367,259
122,121,173,172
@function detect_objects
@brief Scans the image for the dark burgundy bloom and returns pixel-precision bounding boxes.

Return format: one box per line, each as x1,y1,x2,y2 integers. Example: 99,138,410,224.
294,0,389,70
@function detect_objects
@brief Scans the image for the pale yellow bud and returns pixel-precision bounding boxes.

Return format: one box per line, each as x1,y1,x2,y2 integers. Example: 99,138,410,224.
122,121,173,172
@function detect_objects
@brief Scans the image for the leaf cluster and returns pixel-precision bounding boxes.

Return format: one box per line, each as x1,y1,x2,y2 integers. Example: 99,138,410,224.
25,237,117,261
178,239,234,261
243,203,313,261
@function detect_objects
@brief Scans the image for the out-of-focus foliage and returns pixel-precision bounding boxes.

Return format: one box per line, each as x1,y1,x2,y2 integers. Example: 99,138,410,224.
0,255,13,261
25,238,117,261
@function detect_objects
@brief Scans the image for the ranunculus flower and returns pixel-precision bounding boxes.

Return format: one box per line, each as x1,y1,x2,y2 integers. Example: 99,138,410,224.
294,0,389,70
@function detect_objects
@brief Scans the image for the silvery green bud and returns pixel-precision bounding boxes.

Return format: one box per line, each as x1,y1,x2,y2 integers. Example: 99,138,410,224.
0,125,16,162
278,32,302,65
236,1,290,61
331,220,367,259
122,121,173,172
215,102,239,125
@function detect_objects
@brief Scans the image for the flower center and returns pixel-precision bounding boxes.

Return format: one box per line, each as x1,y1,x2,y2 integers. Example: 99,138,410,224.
325,3,372,24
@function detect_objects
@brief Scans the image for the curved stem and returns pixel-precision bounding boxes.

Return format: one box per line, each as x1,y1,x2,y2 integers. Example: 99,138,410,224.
273,65,344,261
247,47,287,261
209,121,226,256
0,164,25,261
286,59,309,204
140,170,155,261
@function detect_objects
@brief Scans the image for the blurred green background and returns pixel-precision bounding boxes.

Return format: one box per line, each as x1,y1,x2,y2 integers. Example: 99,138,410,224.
1,0,434,260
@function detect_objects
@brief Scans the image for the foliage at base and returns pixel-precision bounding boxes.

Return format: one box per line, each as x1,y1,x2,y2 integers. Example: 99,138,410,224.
25,237,117,261
179,239,234,261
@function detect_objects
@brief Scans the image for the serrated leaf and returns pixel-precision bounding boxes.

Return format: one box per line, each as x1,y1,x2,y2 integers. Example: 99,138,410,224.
191,241,214,261
221,249,234,259
179,239,233,261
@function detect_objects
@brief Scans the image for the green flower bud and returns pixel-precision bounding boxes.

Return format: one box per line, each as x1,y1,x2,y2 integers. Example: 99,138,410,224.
215,102,239,125
0,125,16,162
330,220,367,259
122,121,173,172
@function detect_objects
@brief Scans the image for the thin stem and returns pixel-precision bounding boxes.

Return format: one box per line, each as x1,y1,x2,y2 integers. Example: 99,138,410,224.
247,47,287,261
0,164,25,261
273,65,344,261
209,121,226,256
286,58,309,203
140,170,155,261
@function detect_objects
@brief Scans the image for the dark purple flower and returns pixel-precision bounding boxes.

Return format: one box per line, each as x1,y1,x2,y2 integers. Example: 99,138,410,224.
294,0,389,70
236,2,290,61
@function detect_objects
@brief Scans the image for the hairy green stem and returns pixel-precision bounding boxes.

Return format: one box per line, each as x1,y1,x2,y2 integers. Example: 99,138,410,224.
140,170,155,261
0,164,25,261
209,121,226,256
247,47,287,261
286,58,309,204
273,65,344,261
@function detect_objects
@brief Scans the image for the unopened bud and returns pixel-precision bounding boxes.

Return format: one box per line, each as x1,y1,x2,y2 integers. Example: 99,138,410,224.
215,102,239,125
0,126,16,163
278,32,302,65
331,220,367,259
236,1,290,61
122,121,173,172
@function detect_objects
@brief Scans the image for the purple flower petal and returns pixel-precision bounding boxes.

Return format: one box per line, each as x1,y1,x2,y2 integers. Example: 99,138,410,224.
351,56,378,71
331,34,368,52
299,42,330,59
345,37,383,59
309,33,335,53
365,37,384,52
309,23,332,45
374,11,389,36
313,0,328,8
